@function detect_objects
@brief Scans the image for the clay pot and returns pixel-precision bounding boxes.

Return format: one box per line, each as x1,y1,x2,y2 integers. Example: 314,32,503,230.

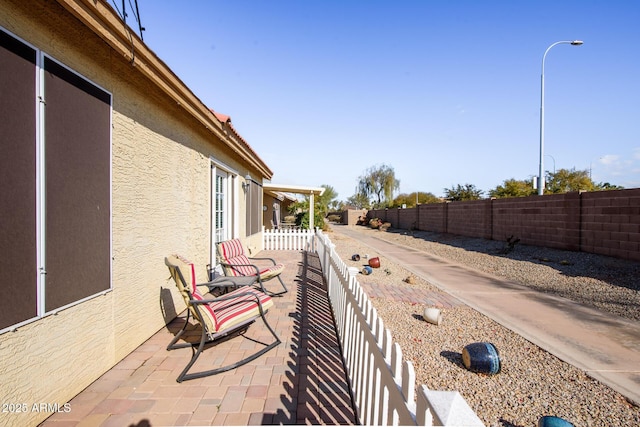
361,266,373,275
423,307,442,325
462,342,501,375
538,416,574,427
368,257,380,268
351,254,360,261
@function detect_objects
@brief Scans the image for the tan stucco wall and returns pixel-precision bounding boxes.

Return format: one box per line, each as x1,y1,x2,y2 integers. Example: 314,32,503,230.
0,1,261,425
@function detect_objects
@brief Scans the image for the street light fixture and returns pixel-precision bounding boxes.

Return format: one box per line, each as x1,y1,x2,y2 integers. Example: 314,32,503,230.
538,40,583,195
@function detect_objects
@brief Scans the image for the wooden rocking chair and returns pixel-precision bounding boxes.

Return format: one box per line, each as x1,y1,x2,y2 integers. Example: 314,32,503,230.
216,239,288,296
165,254,280,382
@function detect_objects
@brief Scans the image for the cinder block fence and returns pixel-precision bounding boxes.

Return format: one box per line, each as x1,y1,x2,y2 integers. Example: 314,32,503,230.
367,189,640,262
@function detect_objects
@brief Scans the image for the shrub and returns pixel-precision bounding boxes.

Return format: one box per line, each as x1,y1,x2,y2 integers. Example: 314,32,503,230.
327,214,342,223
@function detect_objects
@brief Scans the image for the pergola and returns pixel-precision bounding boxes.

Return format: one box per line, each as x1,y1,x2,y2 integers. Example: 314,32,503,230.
262,183,325,229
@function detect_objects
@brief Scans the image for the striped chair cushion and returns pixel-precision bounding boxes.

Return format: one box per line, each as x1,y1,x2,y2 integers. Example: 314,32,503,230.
258,263,285,280
217,239,285,280
170,254,212,296
217,239,257,277
166,254,217,333
167,254,273,334
209,286,274,333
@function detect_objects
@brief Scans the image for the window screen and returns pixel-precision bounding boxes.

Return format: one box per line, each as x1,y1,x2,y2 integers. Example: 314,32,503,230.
43,57,112,311
0,29,38,329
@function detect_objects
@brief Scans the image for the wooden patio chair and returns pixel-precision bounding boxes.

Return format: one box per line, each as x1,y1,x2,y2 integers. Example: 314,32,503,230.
216,239,288,296
165,254,281,382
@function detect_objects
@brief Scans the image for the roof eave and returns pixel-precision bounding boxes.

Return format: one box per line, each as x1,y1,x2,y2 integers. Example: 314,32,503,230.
56,0,273,180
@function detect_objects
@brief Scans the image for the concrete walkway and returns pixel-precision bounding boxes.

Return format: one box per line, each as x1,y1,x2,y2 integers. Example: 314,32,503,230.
333,225,640,406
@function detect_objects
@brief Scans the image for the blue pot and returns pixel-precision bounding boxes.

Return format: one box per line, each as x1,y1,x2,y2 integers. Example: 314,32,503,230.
362,266,373,275
538,416,574,427
461,342,501,375
351,254,361,261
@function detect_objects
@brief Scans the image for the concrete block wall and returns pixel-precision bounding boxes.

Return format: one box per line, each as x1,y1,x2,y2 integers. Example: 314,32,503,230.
447,200,492,239
368,208,389,223
581,189,640,261
365,188,640,262
342,209,368,225
417,203,447,233
398,208,418,230
492,193,581,251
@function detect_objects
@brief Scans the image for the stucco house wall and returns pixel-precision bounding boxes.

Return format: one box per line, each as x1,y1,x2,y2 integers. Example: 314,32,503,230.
0,1,270,425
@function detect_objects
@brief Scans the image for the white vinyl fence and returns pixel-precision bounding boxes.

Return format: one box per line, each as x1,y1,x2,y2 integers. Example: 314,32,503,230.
315,230,484,427
261,227,484,426
262,226,316,251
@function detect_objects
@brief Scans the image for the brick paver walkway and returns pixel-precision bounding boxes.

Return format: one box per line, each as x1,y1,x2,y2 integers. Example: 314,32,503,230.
361,282,465,308
41,250,356,426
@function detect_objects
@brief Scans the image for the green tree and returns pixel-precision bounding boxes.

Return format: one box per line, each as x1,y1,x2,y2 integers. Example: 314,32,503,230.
489,178,536,198
316,184,338,216
328,199,343,211
345,192,371,209
287,184,337,230
444,183,483,201
357,164,400,208
391,192,440,208
546,168,595,194
595,182,624,191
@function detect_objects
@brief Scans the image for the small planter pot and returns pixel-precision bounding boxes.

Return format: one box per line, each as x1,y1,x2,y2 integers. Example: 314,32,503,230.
538,416,574,427
462,342,501,375
423,307,442,325
361,266,373,275
368,257,381,268
351,254,360,261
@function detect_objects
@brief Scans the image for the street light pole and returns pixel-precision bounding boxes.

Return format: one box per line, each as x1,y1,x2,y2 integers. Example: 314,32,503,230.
545,154,556,174
538,40,583,195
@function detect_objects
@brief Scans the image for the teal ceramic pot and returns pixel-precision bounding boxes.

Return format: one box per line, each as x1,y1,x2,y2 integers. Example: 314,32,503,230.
461,342,501,375
538,416,574,427
362,266,373,275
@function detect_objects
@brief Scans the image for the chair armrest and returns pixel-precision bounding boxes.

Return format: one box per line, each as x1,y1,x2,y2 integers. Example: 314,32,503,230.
219,261,261,276
195,279,223,288
195,279,236,291
248,256,277,265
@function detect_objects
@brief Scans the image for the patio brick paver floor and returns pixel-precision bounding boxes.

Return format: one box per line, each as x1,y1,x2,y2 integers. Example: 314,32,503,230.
40,250,357,426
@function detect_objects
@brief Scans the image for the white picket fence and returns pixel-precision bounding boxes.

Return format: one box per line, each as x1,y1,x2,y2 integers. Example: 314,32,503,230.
262,226,316,251
261,227,484,426
315,230,484,427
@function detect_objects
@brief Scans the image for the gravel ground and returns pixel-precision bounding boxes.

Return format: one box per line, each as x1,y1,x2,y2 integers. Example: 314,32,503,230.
325,225,640,427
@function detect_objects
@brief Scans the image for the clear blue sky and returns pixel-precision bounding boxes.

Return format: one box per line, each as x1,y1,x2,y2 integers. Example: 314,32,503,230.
123,0,639,200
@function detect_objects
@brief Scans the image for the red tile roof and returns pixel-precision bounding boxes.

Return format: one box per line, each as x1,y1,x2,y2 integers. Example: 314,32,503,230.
210,109,272,179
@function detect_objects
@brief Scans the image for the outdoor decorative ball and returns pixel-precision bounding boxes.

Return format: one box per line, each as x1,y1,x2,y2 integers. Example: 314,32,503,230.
362,265,373,275
351,254,360,261
368,257,381,268
461,342,501,375
538,416,574,427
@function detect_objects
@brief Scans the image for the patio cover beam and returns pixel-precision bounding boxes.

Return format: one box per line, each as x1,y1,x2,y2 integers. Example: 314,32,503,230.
263,184,325,230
